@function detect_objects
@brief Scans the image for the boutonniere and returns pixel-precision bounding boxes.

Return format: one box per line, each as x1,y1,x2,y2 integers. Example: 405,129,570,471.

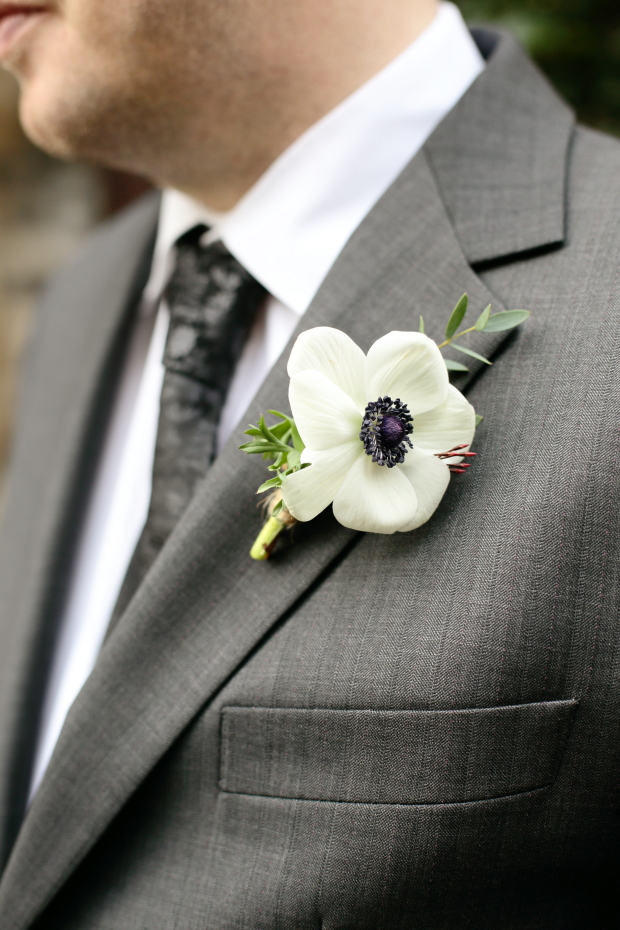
241,296,529,559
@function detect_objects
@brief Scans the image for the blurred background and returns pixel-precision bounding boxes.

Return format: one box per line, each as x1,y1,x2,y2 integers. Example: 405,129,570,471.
0,71,148,497
460,0,620,133
0,0,618,491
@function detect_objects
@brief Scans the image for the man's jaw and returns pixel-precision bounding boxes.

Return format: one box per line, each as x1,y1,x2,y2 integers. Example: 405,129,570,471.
0,3,52,62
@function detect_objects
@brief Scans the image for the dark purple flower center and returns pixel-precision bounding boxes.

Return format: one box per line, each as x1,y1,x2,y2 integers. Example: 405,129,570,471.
380,414,407,449
359,396,413,467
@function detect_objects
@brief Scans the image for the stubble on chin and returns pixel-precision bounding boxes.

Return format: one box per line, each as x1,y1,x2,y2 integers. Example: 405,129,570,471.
17,44,185,176
10,4,182,169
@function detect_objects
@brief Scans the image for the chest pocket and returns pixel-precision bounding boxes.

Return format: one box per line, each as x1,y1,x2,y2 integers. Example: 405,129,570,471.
219,700,577,805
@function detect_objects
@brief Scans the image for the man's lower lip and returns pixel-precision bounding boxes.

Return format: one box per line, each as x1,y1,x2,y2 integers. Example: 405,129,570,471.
0,10,47,60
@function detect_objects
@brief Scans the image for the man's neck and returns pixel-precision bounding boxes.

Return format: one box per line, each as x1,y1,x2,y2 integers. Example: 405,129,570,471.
151,2,485,318
157,0,440,211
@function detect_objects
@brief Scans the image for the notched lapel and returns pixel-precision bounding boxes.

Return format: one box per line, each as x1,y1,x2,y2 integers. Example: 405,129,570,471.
0,192,160,870
425,28,574,266
0,30,574,930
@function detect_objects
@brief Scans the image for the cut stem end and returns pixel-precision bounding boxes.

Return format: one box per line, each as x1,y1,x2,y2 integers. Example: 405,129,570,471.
250,498,297,561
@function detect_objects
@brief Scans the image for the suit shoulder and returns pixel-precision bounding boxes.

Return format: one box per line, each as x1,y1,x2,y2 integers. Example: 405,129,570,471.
42,191,161,305
573,123,620,157
21,190,160,405
76,188,161,260
569,124,620,208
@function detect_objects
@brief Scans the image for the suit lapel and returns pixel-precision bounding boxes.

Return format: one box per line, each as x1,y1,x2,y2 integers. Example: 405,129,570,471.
0,29,575,930
425,27,574,266
0,193,160,867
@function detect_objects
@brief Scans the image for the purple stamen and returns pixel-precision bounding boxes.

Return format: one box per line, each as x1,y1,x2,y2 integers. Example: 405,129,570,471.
359,396,413,467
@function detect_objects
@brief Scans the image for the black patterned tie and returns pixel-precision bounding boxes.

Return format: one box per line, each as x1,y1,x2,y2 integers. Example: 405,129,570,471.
110,225,266,628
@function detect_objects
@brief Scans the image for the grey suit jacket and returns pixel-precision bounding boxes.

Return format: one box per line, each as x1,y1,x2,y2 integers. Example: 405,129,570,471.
0,27,618,929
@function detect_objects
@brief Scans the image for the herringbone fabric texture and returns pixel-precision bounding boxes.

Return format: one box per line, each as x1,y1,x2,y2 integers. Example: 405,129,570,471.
4,29,620,930
111,226,266,624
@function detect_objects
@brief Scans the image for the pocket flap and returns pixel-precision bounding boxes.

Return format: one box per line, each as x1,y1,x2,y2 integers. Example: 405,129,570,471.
220,701,577,804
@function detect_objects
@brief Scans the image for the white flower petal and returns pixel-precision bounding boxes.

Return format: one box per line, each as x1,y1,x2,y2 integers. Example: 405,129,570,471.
366,331,448,416
288,327,367,412
282,441,363,523
289,370,362,451
413,384,476,454
397,448,451,532
332,453,418,534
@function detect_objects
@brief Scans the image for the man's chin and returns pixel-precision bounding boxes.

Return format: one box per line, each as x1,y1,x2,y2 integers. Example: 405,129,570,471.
17,88,81,159
17,70,133,166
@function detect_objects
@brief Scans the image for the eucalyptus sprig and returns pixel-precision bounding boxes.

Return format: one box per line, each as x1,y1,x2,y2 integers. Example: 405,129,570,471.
420,294,530,373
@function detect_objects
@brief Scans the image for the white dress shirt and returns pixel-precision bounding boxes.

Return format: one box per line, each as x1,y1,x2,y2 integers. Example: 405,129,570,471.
28,1,484,799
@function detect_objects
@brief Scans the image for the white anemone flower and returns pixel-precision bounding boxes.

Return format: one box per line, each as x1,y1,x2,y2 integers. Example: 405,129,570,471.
281,327,476,534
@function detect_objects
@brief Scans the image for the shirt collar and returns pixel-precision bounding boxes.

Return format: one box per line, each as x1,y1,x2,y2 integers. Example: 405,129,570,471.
147,1,484,315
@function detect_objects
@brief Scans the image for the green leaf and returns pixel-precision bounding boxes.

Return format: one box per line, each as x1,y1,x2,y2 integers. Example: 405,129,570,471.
266,410,305,453
267,409,292,426
257,475,283,493
475,414,484,427
482,310,530,333
419,315,425,334
452,343,492,365
445,294,468,340
283,460,310,476
257,414,287,444
268,421,291,441
474,304,492,331
239,440,290,456
262,424,284,444
444,358,469,372
267,409,305,450
241,410,305,480
271,499,285,518
286,449,302,470
239,439,265,452
245,418,276,440
290,420,305,453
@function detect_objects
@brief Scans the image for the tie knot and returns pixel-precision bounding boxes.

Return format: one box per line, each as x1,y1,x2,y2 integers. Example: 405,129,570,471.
163,226,266,386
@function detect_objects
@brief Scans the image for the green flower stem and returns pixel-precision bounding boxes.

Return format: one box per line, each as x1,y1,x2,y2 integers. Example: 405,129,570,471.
250,517,284,560
250,507,297,561
437,324,479,350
